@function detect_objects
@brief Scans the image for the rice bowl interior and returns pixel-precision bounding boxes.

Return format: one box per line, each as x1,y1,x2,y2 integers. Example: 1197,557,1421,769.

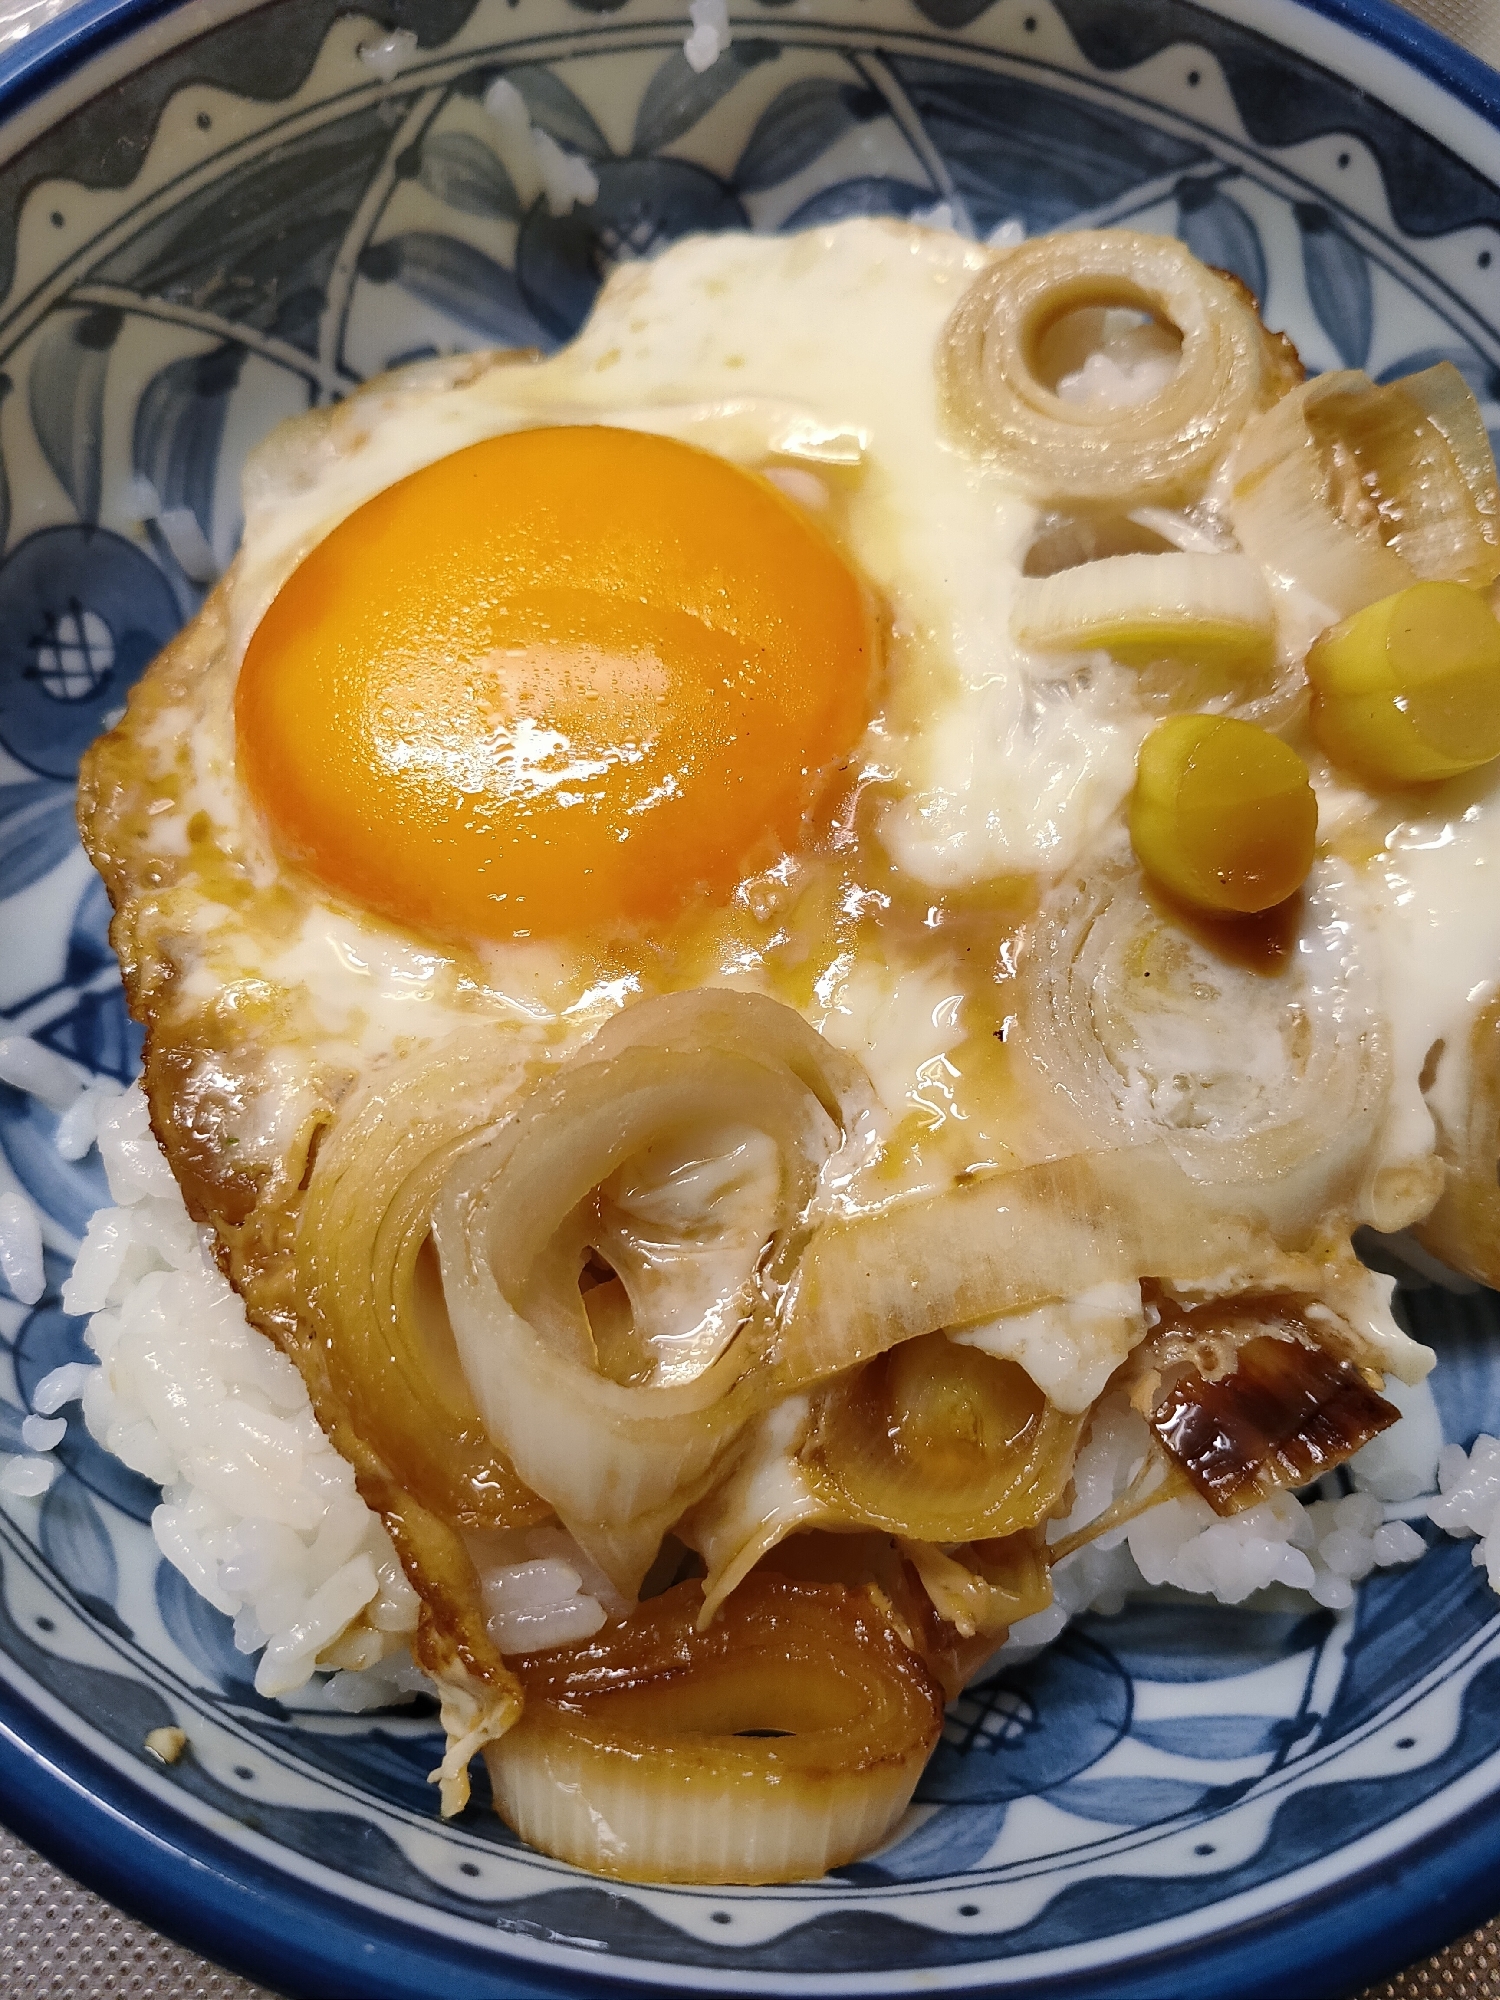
4,0,1500,1989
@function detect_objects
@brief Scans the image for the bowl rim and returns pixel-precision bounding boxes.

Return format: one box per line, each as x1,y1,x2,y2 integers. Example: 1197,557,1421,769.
0,0,1498,136
7,1637,1500,2000
1,0,1500,1995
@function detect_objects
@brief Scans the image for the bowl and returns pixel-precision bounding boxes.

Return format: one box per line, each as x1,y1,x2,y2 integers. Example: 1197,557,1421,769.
3,1,1500,1995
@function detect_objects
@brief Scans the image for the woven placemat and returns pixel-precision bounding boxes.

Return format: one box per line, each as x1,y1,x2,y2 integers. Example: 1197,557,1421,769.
1362,1924,1500,2000
2,1832,279,1998
3,0,1500,1994
1400,0,1500,68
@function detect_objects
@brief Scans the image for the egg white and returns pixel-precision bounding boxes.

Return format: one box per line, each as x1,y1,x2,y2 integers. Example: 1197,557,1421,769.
111,216,1500,1281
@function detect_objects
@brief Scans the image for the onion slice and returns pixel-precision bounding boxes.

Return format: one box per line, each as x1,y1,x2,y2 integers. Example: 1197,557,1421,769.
1230,363,1500,617
940,231,1282,506
297,1030,549,1531
1012,551,1274,680
1012,854,1397,1238
684,1345,1078,1617
802,1333,1083,1543
898,1533,1053,1641
484,1576,944,1883
1414,992,1500,1285
435,991,875,1593
776,1145,1318,1391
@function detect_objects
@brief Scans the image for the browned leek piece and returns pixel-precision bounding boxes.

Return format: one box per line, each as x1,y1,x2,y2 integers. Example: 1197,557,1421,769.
1149,1334,1399,1515
965,1532,1052,1616
484,1575,945,1883
297,1031,552,1533
899,1532,1054,1646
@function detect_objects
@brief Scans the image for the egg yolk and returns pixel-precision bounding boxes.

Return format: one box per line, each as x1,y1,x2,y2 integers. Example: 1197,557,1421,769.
235,425,875,941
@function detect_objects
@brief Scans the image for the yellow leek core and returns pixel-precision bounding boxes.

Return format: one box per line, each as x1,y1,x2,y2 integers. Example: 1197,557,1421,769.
801,1332,1081,1543
1129,714,1318,914
1012,551,1275,682
1306,580,1500,785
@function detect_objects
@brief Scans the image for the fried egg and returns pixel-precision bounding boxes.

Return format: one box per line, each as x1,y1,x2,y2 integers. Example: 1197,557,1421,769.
74,213,1500,1881
80,216,1500,1298
81,222,1142,1240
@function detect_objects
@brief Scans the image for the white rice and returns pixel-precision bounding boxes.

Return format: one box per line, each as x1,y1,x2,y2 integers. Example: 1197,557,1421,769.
1056,348,1179,410
54,1081,122,1162
0,1456,58,1498
530,130,601,220
323,1649,435,1714
59,1087,423,1699
0,1033,89,1110
483,1556,608,1652
482,76,598,218
357,27,418,83
31,1360,94,1414
911,211,1025,246
1427,1435,1500,1588
0,1189,44,1306
684,0,731,75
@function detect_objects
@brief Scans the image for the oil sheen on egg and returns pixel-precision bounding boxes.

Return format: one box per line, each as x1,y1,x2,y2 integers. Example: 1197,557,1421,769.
235,425,876,941
104,217,1500,1261
118,221,1126,1221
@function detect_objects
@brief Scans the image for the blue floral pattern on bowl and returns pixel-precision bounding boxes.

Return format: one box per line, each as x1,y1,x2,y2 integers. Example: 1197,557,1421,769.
3,1,1500,1994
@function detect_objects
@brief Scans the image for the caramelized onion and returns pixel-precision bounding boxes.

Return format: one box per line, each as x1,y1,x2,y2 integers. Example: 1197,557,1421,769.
484,1576,943,1883
777,1124,1431,1421
1414,992,1500,1286
1311,365,1500,587
681,1396,824,1618
298,1031,548,1530
1150,1330,1398,1513
745,1528,1050,1697
899,1532,1053,1640
1404,364,1500,558
435,992,874,1592
684,1351,1078,1624
296,1036,545,1811
802,1333,1082,1542
361,1471,526,1816
939,231,1277,506
1230,363,1500,617
777,1146,1316,1392
424,1649,526,1818
1013,853,1395,1237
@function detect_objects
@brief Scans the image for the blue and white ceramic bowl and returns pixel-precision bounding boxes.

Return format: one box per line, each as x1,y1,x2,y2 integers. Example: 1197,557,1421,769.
3,2,1500,1994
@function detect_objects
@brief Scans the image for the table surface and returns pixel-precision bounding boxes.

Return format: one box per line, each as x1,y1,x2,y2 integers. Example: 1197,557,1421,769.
5,0,1500,1993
